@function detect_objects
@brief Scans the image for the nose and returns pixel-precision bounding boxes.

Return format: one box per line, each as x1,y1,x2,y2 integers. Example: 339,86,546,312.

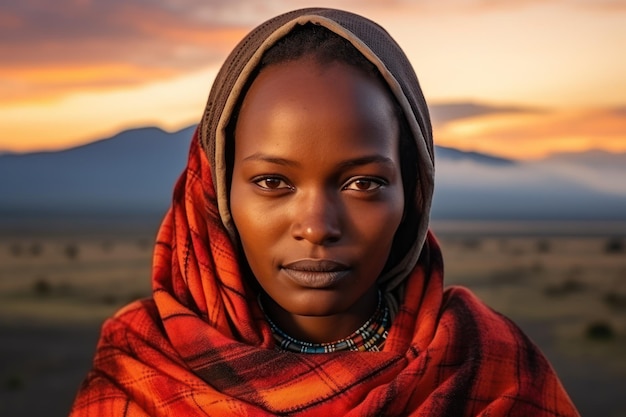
291,189,342,245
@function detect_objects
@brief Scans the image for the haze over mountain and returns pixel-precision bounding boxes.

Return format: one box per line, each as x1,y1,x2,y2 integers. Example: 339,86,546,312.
2,125,626,223
1,126,193,214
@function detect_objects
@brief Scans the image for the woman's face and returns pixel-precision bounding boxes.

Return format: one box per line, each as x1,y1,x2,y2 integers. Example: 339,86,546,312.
230,57,404,330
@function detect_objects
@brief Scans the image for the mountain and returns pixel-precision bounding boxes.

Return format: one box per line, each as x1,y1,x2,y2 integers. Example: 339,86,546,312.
434,146,515,166
542,149,626,169
429,102,541,126
0,126,193,212
2,126,626,222
530,150,626,197
432,157,626,220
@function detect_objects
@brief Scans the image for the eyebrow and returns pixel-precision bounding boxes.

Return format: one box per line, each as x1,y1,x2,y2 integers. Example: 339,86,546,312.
337,155,396,170
241,153,396,169
242,153,301,167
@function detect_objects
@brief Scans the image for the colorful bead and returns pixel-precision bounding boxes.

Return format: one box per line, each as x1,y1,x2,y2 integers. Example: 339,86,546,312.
259,291,390,354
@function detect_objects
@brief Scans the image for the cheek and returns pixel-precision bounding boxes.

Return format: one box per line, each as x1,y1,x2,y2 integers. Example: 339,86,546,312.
350,194,405,254
230,188,284,268
232,199,285,241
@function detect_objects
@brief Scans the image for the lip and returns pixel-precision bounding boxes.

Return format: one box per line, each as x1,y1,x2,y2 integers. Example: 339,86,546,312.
281,259,350,288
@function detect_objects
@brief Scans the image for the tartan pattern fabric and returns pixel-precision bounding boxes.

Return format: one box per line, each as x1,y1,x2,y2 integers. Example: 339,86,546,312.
70,136,580,416
71,8,579,416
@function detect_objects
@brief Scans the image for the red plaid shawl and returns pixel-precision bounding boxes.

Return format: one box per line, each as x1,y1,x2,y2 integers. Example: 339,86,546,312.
70,136,579,416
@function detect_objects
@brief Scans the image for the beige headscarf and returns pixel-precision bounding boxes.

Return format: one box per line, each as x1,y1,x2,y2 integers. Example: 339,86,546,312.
198,8,435,314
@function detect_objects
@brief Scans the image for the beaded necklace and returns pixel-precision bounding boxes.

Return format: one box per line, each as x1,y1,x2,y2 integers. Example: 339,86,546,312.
259,291,390,353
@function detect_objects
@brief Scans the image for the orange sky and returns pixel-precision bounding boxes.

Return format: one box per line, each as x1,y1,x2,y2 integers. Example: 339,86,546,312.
1,0,625,159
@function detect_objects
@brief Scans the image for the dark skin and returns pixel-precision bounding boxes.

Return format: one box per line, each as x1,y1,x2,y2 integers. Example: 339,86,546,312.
230,56,404,343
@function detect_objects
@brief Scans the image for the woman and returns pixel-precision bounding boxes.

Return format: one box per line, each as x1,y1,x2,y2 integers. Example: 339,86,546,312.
70,8,579,416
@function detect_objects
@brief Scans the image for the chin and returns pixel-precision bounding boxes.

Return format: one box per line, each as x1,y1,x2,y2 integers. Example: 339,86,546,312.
276,290,347,317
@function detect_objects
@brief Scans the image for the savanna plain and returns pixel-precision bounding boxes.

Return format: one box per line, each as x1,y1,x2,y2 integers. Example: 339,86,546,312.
1,218,625,416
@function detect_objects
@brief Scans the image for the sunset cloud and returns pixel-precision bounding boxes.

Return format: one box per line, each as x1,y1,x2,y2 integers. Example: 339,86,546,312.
6,0,622,70
0,0,250,103
429,102,544,126
1,0,625,156
434,106,626,158
2,0,624,106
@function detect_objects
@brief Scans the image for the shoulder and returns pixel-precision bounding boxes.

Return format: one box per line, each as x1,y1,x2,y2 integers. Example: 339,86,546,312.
84,297,179,374
69,376,149,417
442,285,525,338
70,299,173,416
96,298,163,348
439,285,552,370
436,286,580,416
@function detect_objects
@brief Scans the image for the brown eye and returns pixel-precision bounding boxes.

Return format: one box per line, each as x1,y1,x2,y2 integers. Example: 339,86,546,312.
354,179,373,190
263,178,282,189
343,177,386,192
253,176,292,190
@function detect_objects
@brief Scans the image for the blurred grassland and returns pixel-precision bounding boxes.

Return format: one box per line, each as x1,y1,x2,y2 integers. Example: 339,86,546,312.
439,235,626,369
0,234,154,324
1,224,625,416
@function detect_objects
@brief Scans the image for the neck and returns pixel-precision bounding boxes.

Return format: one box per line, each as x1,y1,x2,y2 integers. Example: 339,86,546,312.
260,287,379,344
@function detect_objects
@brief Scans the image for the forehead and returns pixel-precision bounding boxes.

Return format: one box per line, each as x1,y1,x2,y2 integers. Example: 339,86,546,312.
234,57,399,154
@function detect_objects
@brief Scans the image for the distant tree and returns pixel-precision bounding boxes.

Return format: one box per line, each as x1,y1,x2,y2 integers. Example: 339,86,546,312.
29,242,43,257
33,277,52,296
536,239,551,253
603,292,626,310
544,278,586,297
5,374,24,390
604,238,624,254
64,243,79,260
585,321,615,341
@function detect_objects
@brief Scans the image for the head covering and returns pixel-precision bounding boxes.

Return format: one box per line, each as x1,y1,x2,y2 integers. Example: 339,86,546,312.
70,8,579,416
199,7,435,313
